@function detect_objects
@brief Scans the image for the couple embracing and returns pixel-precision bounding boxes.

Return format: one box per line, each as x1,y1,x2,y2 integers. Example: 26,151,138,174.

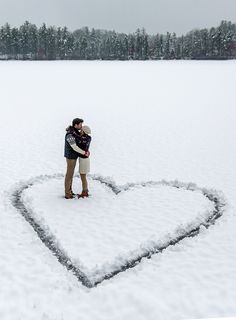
64,118,91,199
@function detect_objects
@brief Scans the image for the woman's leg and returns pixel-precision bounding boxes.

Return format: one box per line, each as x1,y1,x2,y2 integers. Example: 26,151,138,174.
78,158,90,197
80,173,88,192
79,174,89,197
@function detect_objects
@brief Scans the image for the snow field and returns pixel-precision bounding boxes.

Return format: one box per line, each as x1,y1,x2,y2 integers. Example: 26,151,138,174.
0,60,236,319
19,175,215,284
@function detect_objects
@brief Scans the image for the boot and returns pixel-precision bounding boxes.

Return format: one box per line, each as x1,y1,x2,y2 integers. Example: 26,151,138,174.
78,190,89,199
65,194,74,199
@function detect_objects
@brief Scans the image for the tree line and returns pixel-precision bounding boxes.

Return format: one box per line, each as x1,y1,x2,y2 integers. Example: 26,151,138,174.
0,20,235,60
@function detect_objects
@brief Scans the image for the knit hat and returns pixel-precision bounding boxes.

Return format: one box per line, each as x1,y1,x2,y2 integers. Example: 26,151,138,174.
82,125,91,135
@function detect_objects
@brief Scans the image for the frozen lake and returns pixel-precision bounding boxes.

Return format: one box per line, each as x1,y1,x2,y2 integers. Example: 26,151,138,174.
0,60,236,320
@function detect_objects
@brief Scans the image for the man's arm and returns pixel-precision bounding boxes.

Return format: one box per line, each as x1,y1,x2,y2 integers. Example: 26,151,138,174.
66,134,86,155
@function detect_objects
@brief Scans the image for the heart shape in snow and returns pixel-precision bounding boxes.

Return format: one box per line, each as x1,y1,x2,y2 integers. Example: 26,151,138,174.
11,174,225,288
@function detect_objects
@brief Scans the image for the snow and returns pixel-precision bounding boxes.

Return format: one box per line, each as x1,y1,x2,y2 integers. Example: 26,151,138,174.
0,60,236,319
19,175,216,284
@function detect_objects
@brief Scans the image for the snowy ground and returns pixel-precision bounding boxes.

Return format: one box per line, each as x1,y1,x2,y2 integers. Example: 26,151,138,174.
0,60,236,319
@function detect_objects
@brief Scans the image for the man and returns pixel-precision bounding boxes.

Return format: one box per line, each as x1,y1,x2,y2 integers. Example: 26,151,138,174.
64,118,90,199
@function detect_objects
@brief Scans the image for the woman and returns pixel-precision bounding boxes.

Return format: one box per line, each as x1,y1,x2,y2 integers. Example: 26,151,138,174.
77,125,92,198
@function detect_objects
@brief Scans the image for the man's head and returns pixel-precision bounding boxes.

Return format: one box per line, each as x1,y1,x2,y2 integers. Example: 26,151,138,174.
72,118,84,130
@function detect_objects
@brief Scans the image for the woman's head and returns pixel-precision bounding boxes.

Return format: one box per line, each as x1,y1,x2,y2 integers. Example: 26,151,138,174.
81,125,91,135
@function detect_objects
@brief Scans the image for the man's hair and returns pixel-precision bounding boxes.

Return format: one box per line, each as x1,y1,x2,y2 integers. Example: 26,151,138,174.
72,118,84,127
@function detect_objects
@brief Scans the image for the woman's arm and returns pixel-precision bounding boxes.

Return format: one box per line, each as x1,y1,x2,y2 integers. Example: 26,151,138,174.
71,143,86,155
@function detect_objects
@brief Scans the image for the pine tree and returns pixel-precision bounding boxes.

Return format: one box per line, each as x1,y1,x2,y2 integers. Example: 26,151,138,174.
11,27,20,58
121,34,129,60
19,21,32,58
192,30,202,58
28,23,38,58
170,32,177,59
0,23,12,56
89,28,97,59
200,29,209,57
135,28,142,59
153,34,161,59
128,34,135,59
164,32,171,59
141,28,149,60
47,26,56,59
38,23,48,59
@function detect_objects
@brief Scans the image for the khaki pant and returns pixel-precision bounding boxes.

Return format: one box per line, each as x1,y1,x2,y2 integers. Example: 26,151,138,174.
64,158,77,197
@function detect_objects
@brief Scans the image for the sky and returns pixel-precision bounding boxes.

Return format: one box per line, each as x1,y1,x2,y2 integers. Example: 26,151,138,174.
0,0,236,35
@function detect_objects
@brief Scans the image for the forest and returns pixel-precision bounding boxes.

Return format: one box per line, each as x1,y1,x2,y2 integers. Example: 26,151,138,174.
0,20,235,60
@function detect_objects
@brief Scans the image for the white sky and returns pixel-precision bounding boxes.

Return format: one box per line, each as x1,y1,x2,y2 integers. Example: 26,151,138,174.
0,0,236,35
